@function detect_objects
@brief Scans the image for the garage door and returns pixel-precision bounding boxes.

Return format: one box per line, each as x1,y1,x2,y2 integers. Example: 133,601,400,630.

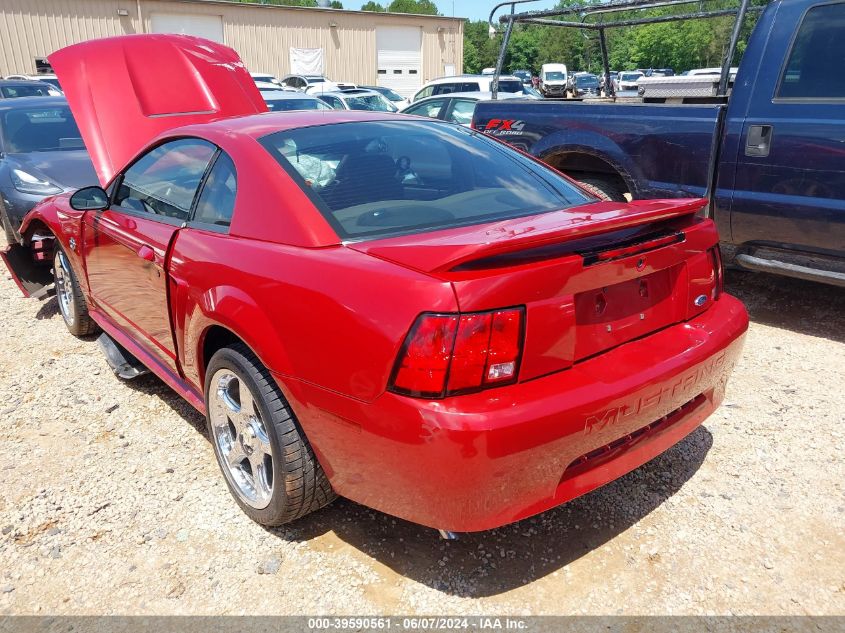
376,26,422,99
150,13,224,43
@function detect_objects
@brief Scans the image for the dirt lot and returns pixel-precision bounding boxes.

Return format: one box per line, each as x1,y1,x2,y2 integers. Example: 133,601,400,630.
0,259,843,615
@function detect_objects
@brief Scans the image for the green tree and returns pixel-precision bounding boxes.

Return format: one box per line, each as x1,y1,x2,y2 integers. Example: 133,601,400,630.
360,1,385,10
387,0,439,15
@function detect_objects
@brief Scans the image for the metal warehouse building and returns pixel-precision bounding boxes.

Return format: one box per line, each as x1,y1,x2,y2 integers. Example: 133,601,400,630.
0,0,464,97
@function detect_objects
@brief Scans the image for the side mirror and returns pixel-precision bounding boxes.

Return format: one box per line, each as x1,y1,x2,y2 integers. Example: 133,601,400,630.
70,186,109,211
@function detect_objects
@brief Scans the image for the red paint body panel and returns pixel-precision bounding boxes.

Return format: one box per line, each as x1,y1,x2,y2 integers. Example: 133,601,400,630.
278,295,747,531
0,35,751,532
49,35,267,186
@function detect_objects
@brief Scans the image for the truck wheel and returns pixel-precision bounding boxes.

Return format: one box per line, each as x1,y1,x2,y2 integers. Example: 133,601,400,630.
576,176,628,202
205,343,336,526
54,246,98,336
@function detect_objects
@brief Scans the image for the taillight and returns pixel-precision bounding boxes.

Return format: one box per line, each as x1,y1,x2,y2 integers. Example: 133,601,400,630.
709,246,723,300
390,308,525,398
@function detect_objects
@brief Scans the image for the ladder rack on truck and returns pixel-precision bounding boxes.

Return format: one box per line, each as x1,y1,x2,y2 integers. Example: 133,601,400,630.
486,0,763,103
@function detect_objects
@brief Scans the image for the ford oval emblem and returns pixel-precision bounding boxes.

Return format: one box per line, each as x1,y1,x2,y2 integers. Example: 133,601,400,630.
694,294,708,307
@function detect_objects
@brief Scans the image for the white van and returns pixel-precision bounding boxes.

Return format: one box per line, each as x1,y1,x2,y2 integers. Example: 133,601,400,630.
540,63,568,97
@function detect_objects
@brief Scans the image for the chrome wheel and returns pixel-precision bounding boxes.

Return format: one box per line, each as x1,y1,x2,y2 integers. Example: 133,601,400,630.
54,249,75,327
209,369,273,509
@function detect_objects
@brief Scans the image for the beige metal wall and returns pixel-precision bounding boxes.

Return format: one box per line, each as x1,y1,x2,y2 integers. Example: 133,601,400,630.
0,0,463,84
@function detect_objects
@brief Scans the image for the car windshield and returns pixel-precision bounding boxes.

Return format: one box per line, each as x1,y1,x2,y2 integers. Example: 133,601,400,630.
260,120,591,240
1,105,84,152
266,98,332,112
576,75,599,87
544,72,565,81
621,73,643,81
343,95,395,112
1,84,54,98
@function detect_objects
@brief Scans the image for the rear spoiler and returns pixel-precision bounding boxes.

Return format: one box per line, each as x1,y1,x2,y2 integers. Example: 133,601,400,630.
355,198,707,275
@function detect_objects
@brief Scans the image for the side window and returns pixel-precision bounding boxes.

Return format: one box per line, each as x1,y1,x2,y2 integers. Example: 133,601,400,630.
405,98,447,119
460,82,480,92
321,95,342,109
193,152,237,228
777,3,845,99
414,86,433,101
447,99,476,125
114,139,216,220
433,83,459,96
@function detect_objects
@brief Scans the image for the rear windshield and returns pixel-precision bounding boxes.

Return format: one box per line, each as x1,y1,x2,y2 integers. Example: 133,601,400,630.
266,98,332,112
260,120,592,240
1,105,84,152
498,80,524,93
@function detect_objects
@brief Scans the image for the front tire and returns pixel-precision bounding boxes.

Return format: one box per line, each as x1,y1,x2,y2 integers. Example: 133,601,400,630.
54,246,98,336
205,343,335,526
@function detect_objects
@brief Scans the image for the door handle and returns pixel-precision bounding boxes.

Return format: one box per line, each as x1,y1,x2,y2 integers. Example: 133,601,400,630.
136,245,155,263
746,125,773,157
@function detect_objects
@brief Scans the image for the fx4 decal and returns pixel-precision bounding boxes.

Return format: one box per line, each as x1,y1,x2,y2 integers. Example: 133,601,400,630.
483,119,526,135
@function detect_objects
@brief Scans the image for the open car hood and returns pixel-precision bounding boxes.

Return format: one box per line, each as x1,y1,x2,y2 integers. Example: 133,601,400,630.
49,34,267,186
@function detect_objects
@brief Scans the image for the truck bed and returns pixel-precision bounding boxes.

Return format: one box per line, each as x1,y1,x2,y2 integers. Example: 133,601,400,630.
473,100,725,200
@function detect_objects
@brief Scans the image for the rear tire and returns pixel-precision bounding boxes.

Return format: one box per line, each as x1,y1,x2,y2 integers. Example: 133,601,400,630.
576,175,628,202
53,246,98,336
205,343,336,526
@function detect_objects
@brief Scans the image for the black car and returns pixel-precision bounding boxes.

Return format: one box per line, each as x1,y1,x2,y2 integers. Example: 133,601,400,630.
0,97,96,243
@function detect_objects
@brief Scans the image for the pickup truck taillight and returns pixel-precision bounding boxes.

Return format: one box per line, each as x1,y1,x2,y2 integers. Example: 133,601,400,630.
389,308,525,398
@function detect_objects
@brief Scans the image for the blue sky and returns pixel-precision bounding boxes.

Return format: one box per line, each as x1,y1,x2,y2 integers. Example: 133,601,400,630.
350,0,561,21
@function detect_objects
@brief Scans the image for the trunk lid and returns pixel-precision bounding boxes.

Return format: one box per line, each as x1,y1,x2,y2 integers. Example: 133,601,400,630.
49,34,267,186
352,198,720,380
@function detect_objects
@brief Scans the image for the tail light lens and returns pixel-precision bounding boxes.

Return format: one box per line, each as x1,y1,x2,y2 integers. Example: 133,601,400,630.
709,246,723,300
390,308,525,398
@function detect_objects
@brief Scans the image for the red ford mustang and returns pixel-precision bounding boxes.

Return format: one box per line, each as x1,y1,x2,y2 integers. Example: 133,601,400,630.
1,35,748,533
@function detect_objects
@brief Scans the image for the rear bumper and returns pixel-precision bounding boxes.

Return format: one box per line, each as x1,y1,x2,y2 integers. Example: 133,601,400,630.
279,295,748,532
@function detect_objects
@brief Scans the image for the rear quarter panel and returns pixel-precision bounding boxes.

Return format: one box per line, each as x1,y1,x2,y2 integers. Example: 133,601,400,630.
168,230,458,403
472,101,724,200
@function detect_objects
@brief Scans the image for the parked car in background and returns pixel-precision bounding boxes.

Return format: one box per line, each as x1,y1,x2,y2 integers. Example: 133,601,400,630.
645,68,675,77
400,91,523,126
411,75,524,102
569,72,599,97
0,80,61,99
280,74,355,93
0,96,95,243
615,70,644,92
511,69,533,85
5,34,748,534
361,85,409,110
474,0,845,287
539,63,568,97
261,91,333,112
250,72,284,89
316,89,397,112
255,81,290,93
5,74,62,91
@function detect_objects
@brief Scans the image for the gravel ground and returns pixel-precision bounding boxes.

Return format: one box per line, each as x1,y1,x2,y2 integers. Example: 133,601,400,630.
0,254,843,615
